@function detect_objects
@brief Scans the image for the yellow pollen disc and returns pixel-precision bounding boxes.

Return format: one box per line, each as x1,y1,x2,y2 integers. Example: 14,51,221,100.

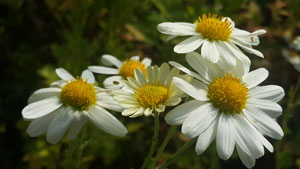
195,13,233,41
207,74,249,114
119,60,146,78
290,51,298,58
59,77,96,111
134,85,169,108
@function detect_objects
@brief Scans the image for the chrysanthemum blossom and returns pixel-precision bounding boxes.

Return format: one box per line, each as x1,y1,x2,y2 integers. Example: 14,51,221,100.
113,63,191,118
88,54,152,89
22,68,128,144
165,52,284,168
157,13,266,69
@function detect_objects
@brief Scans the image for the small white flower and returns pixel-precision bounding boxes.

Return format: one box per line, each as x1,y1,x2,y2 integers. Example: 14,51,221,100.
88,54,152,89
22,68,128,144
157,13,266,70
165,52,284,168
113,63,191,118
289,36,300,51
282,49,300,72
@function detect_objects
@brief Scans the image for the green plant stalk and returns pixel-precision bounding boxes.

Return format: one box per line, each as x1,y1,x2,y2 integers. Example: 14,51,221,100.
147,126,178,169
140,111,160,169
158,137,197,169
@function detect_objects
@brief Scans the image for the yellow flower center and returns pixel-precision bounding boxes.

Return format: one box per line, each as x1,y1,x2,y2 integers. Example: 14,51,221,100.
59,78,96,111
134,84,169,108
207,74,248,114
119,60,146,78
290,51,298,58
195,13,233,41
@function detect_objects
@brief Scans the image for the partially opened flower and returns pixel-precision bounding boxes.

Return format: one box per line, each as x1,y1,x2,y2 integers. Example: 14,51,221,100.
165,52,284,168
113,63,191,118
88,54,152,89
22,68,128,144
157,13,266,69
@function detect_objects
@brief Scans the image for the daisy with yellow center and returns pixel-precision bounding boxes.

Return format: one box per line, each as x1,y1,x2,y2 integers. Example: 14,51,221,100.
157,13,266,69
22,68,127,144
113,63,191,118
88,54,151,89
165,52,284,168
282,36,300,72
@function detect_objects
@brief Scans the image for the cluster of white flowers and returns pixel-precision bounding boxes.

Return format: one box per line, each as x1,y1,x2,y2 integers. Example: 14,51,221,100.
22,13,284,168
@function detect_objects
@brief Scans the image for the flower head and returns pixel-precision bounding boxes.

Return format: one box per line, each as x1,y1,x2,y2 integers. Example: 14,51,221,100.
282,36,300,72
22,68,128,144
165,52,284,168
88,54,152,89
157,13,266,70
113,63,191,118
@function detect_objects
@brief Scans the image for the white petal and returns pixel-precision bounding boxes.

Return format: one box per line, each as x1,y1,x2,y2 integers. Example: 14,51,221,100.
146,66,154,83
46,108,73,144
142,58,152,66
173,77,208,101
97,100,124,112
26,111,57,137
88,66,119,74
242,68,269,89
217,42,237,68
249,85,285,102
134,68,147,85
67,113,86,139
182,103,218,138
86,106,127,136
165,100,205,125
234,114,265,158
230,39,264,58
169,61,207,83
50,80,67,88
165,97,181,106
186,52,223,82
158,63,170,83
216,113,235,160
195,120,217,155
155,104,166,113
122,107,140,116
201,40,219,63
191,79,208,90
130,107,145,118
101,54,122,67
247,99,282,118
144,108,153,117
244,106,284,139
56,68,75,81
81,69,95,84
22,97,62,120
236,144,256,168
174,36,204,54
157,22,199,36
28,88,61,104
227,41,251,65
165,68,180,87
103,76,124,89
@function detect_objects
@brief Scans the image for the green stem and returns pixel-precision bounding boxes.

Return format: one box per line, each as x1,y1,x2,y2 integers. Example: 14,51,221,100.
147,126,178,169
140,111,160,169
158,138,197,169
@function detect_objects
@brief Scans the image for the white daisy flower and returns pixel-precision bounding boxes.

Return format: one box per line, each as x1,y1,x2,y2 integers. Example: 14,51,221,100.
282,49,300,72
165,52,284,168
113,63,191,118
289,36,300,51
157,13,266,69
88,54,152,89
22,68,128,144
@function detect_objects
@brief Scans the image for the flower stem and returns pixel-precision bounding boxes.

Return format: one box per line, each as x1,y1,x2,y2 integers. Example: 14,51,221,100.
158,137,197,169
140,111,160,169
147,126,178,169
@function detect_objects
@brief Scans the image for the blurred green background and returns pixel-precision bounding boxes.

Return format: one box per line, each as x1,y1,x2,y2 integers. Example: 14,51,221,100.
1,0,300,168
